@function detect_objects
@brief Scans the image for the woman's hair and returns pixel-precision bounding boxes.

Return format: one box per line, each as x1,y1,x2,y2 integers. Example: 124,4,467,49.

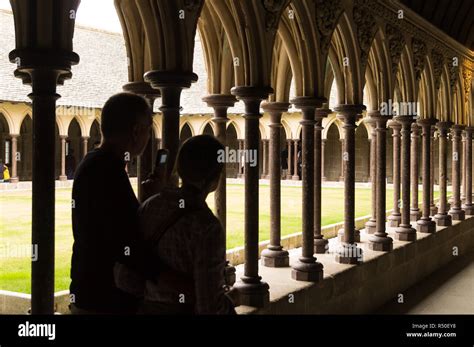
177,135,224,188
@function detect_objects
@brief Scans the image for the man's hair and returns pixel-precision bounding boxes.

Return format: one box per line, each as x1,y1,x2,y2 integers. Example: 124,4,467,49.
101,93,151,139
177,135,224,187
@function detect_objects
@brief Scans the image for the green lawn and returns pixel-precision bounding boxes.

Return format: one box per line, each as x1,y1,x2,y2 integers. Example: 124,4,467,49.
0,184,435,293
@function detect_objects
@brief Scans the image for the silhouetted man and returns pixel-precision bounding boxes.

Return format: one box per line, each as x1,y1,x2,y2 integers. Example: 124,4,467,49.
70,93,153,314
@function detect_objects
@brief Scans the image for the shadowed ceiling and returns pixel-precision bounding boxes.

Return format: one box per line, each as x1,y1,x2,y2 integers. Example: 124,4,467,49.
400,0,474,50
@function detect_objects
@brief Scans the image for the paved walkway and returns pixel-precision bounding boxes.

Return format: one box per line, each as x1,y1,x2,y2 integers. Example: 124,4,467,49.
376,251,474,314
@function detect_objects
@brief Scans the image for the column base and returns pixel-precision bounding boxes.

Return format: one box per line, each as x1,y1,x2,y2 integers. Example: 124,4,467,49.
291,258,324,282
416,218,436,233
233,277,270,308
364,219,377,234
292,175,300,181
394,224,417,241
462,204,474,216
9,177,19,183
314,237,329,254
261,248,289,268
225,262,236,286
59,175,67,181
410,209,421,222
449,208,465,221
337,228,360,243
368,234,393,252
335,243,363,264
429,205,438,216
388,213,401,227
434,213,452,226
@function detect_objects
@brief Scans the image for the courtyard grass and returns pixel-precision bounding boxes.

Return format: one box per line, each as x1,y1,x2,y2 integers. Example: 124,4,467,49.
0,184,436,293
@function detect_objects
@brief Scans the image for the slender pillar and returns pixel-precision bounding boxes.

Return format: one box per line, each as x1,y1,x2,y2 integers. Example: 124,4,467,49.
430,126,438,216
462,127,474,215
314,108,330,253
261,139,268,179
365,118,377,234
321,139,327,181
287,140,293,179
388,121,402,226
435,122,452,226
231,86,271,307
9,134,19,183
261,102,290,267
461,134,466,203
203,94,237,285
334,105,364,264
339,138,345,181
449,125,466,220
410,123,421,221
416,119,437,233
81,136,89,159
368,112,393,251
291,96,324,281
393,115,417,241
145,71,198,186
292,139,300,180
59,135,67,181
238,140,244,178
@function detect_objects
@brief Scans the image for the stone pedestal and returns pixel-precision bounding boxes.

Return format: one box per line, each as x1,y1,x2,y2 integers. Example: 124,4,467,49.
434,122,452,227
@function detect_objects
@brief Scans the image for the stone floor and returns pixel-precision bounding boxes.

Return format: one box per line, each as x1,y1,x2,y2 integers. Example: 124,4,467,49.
376,250,474,314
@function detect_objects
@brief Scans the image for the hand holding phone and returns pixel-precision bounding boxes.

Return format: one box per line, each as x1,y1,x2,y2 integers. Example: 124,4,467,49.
140,149,169,202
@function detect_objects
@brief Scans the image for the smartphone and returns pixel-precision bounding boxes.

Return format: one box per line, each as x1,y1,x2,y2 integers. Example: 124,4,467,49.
153,149,169,177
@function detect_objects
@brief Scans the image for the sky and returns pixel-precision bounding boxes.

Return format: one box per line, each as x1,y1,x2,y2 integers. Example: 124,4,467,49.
0,0,122,33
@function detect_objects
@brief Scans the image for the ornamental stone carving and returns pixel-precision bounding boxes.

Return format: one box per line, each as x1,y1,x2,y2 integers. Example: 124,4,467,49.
431,49,444,90
353,0,377,67
315,0,342,54
412,38,427,81
386,23,405,75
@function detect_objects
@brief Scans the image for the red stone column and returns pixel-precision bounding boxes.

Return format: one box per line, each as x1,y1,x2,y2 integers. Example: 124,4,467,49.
394,115,417,241
462,127,474,215
231,86,271,307
9,134,19,183
388,121,402,226
339,138,345,181
261,102,290,267
334,104,365,264
365,118,377,234
81,136,89,159
435,122,452,226
291,97,325,281
410,123,421,221
430,126,438,216
449,125,466,220
292,139,300,180
368,112,393,251
261,139,268,179
416,118,437,233
321,138,327,181
287,139,293,179
59,135,67,181
314,108,330,253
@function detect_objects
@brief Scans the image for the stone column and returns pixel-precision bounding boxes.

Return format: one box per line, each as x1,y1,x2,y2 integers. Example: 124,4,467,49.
314,108,330,253
292,139,300,180
430,126,438,216
462,127,474,215
287,139,293,179
321,139,327,181
9,134,19,183
145,71,198,186
368,112,393,251
388,121,402,226
449,125,466,220
435,122,452,226
59,135,67,181
393,115,417,241
339,138,345,181
81,136,89,159
334,104,364,264
416,119,437,233
203,94,237,285
261,139,268,179
231,86,271,307
365,118,377,234
291,96,324,281
410,123,421,221
261,102,290,267
238,140,244,178
461,134,466,203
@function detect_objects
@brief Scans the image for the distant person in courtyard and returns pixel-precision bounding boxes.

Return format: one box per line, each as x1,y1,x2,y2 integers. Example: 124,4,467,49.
116,135,238,315
70,92,158,314
281,147,288,178
3,164,10,182
65,148,76,180
0,159,5,183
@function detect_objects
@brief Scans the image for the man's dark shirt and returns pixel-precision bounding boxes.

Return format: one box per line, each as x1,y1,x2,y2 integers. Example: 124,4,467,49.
70,148,139,313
